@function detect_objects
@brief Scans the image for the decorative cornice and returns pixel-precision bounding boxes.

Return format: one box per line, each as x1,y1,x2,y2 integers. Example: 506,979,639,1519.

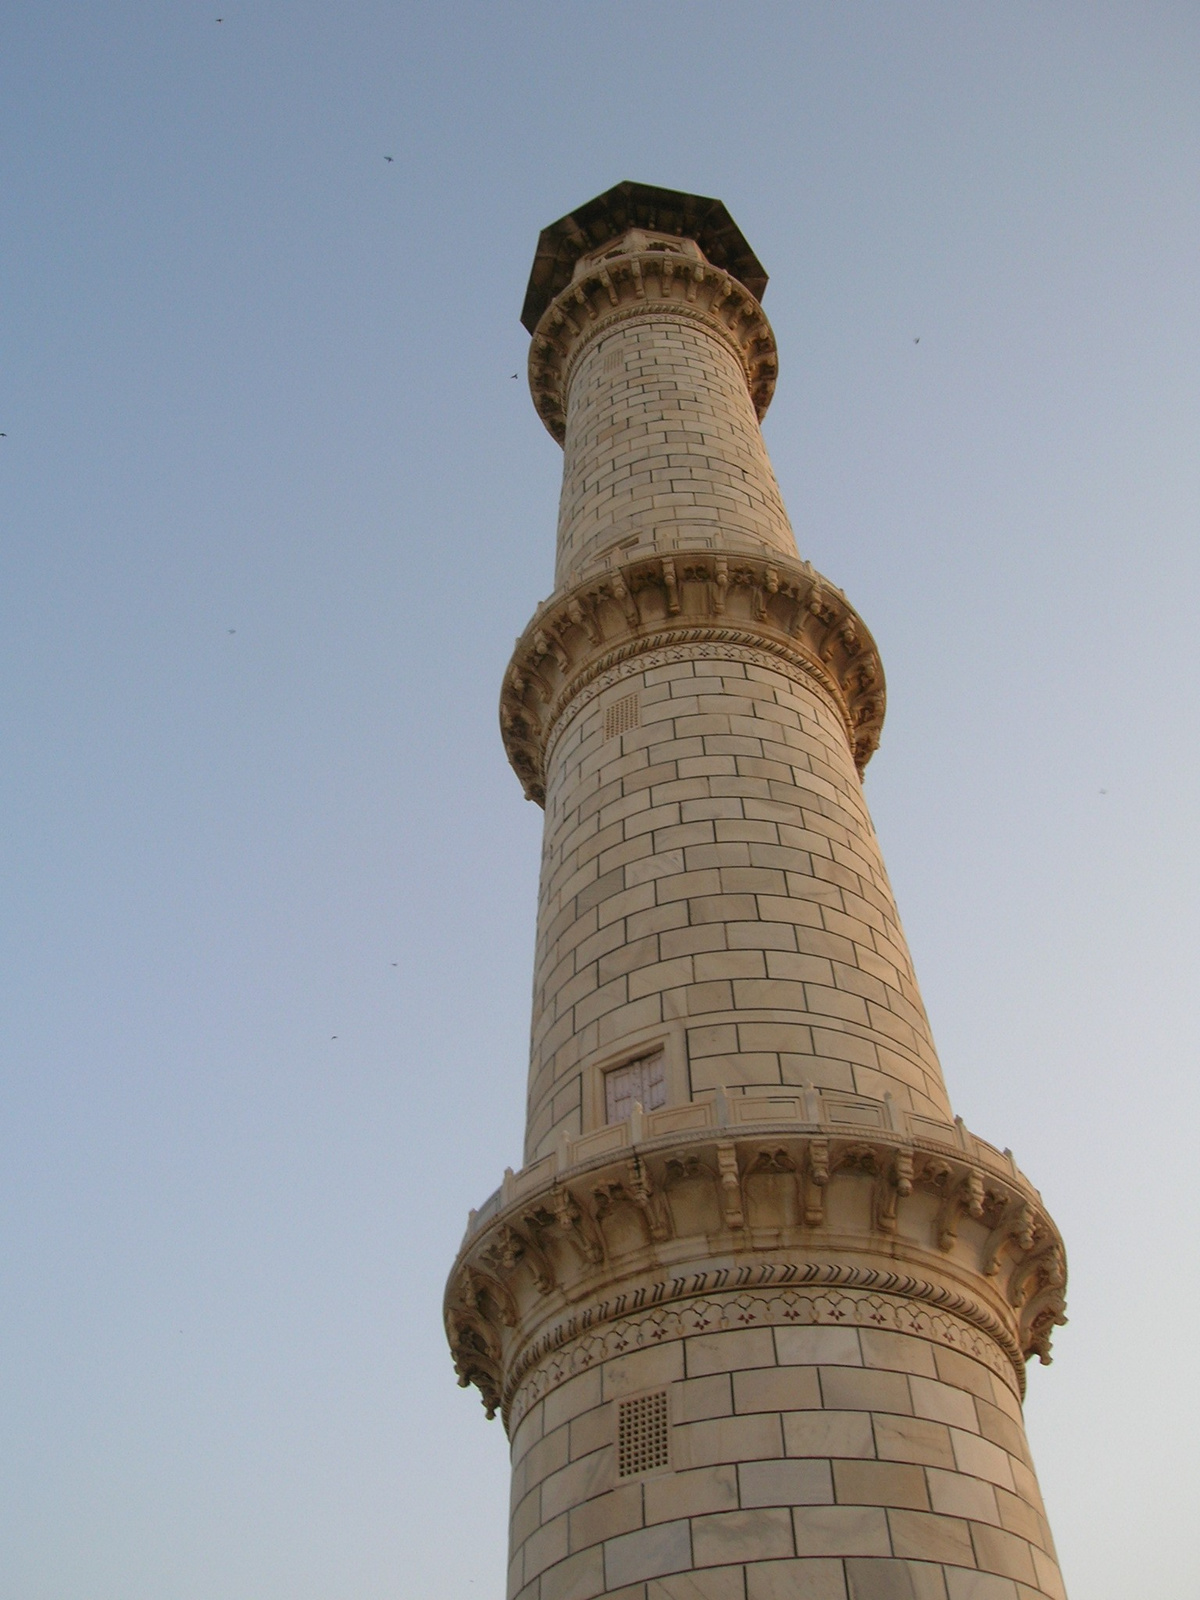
527,251,778,442
500,551,886,804
445,1121,1067,1424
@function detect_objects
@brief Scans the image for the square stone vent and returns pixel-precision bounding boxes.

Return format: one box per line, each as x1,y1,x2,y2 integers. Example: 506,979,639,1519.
617,1389,670,1478
604,693,640,741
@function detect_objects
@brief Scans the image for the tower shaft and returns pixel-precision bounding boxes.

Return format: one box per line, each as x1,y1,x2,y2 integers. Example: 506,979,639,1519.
448,183,1068,1600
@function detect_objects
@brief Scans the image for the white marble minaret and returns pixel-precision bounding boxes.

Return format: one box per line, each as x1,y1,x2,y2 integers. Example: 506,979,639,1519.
447,181,1068,1600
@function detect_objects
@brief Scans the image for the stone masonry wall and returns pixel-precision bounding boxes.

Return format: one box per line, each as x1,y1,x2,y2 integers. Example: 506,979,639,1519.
554,312,797,591
506,1320,1065,1600
525,651,950,1165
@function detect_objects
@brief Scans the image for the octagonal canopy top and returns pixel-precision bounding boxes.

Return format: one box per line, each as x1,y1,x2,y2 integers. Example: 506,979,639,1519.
521,180,768,334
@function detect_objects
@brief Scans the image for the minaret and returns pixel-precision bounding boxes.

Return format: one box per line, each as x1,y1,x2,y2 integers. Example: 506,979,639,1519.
447,182,1068,1600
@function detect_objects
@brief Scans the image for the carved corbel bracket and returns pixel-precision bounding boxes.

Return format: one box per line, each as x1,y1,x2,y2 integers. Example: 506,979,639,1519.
609,571,640,628
716,1140,745,1229
566,597,601,645
1019,1285,1069,1366
1009,1236,1068,1363
935,1167,986,1252
460,1263,517,1329
541,1182,605,1266
983,1199,1037,1277
626,1155,673,1243
712,556,729,615
661,556,680,615
1007,1238,1068,1365
802,1137,830,1226
875,1146,915,1235
446,1306,503,1419
483,1222,555,1296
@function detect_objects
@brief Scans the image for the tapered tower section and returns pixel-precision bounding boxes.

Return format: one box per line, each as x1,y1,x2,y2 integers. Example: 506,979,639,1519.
447,183,1068,1600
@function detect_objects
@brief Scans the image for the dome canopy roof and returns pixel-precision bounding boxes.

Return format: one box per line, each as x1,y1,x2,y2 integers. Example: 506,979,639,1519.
520,180,768,334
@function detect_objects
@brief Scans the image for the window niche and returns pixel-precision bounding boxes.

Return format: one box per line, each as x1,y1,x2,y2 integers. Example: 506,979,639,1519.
604,1050,666,1125
583,1025,687,1137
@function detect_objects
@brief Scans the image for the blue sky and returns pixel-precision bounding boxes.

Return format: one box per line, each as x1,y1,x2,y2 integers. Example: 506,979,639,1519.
1,4,1197,1596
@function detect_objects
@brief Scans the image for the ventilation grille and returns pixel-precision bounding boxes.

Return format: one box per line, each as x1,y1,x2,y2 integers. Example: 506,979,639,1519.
617,1390,670,1478
604,693,640,741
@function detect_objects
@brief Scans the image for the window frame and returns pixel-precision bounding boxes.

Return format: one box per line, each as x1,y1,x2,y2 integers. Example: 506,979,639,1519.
581,1022,688,1136
603,1049,667,1125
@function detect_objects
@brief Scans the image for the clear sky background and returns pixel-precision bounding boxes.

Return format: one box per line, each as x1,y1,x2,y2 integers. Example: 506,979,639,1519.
1,4,1196,1597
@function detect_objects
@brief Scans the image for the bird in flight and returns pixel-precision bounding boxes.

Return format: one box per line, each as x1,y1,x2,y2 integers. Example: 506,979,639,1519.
227,628,236,634
510,373,519,379
0,432,6,437
384,155,394,162
913,337,920,344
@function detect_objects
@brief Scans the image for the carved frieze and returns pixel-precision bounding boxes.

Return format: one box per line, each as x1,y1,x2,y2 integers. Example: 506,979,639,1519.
507,1281,1024,1435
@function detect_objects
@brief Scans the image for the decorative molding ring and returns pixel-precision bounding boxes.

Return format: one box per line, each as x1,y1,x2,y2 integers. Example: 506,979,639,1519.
446,1122,1067,1422
528,252,778,443
500,551,886,803
505,1276,1024,1434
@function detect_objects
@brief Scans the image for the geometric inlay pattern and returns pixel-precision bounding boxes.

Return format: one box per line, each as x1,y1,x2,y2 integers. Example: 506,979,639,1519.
507,1280,1022,1432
